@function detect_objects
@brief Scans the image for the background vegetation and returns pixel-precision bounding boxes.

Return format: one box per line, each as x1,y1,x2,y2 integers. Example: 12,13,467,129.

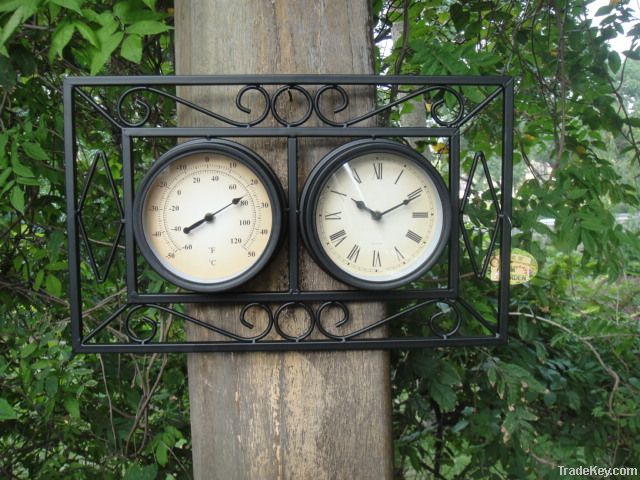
0,0,638,478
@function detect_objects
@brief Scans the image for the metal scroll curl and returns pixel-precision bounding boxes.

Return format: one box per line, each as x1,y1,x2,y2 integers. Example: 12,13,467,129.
271,85,314,127
121,304,274,344
315,300,463,341
313,84,465,127
111,300,467,345
274,302,316,342
116,85,271,127
114,84,465,128
124,305,159,344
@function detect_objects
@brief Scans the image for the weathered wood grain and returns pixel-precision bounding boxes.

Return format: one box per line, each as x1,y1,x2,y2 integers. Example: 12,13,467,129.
175,1,392,478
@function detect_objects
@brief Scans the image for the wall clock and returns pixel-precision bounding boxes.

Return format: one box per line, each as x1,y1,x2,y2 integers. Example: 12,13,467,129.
300,139,451,290
133,139,285,292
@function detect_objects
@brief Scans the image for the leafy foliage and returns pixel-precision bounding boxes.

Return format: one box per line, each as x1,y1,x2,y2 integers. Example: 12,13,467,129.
373,0,640,477
0,1,188,479
0,1,639,479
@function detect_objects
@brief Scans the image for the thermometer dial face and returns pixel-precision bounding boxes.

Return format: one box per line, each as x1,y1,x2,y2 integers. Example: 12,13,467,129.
133,140,284,292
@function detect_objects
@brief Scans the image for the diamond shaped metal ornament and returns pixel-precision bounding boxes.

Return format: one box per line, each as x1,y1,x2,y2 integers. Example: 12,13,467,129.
77,150,124,283
459,151,502,278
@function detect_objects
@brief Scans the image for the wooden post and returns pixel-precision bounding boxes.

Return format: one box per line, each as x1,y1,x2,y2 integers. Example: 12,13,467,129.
175,1,393,478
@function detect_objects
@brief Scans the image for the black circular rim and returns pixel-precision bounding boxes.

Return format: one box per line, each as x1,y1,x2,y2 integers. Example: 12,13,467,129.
133,138,285,293
299,138,452,290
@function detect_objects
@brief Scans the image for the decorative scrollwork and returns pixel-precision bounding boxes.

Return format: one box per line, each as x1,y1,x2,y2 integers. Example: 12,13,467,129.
124,305,159,344
313,84,349,126
313,84,465,127
113,83,465,129
314,300,465,341
271,85,314,127
428,301,462,338
315,301,351,341
428,87,465,126
274,302,315,342
86,299,468,346
116,85,271,128
120,304,274,343
239,303,274,342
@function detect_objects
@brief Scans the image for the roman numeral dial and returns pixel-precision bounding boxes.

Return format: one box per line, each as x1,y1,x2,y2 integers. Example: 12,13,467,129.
303,140,451,289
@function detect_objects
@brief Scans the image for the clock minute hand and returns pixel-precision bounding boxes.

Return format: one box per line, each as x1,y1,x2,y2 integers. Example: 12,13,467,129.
379,194,419,218
351,197,382,221
183,195,245,234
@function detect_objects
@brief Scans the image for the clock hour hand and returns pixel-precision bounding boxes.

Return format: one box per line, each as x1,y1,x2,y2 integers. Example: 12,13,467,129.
183,195,245,234
351,197,382,221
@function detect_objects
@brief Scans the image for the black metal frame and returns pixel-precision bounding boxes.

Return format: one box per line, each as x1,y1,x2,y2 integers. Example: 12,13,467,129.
64,74,513,353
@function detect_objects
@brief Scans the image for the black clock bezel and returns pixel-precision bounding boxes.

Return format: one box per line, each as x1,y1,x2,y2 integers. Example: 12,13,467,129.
133,138,285,293
299,138,452,290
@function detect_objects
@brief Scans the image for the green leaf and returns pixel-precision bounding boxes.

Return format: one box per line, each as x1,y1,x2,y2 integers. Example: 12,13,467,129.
20,342,37,358
48,231,64,260
623,49,640,61
10,186,24,213
141,0,156,10
45,375,59,397
0,1,25,13
0,167,11,186
12,150,35,177
34,269,44,290
16,176,39,186
595,5,614,16
429,381,457,412
1,179,16,196
451,419,469,433
15,0,41,18
486,364,497,386
11,44,37,75
49,21,75,62
49,0,83,15
126,20,171,36
45,261,68,271
45,274,62,297
0,398,18,421
625,117,640,128
0,56,16,88
90,31,124,75
0,6,24,47
23,142,48,161
123,463,158,480
0,133,8,159
449,3,469,32
74,21,99,47
608,51,621,73
155,441,168,466
121,34,142,63
566,188,587,200
63,397,80,419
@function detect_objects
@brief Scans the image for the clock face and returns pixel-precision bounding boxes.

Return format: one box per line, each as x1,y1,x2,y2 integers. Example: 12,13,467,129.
133,140,284,292
300,140,451,289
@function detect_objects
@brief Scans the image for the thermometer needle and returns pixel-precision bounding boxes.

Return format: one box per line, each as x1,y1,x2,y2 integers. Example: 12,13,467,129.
183,195,245,234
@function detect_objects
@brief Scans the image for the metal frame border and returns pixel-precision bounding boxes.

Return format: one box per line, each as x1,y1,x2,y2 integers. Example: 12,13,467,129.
63,74,513,352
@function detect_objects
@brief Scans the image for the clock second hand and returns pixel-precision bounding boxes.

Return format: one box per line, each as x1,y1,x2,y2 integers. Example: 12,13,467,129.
183,195,245,234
